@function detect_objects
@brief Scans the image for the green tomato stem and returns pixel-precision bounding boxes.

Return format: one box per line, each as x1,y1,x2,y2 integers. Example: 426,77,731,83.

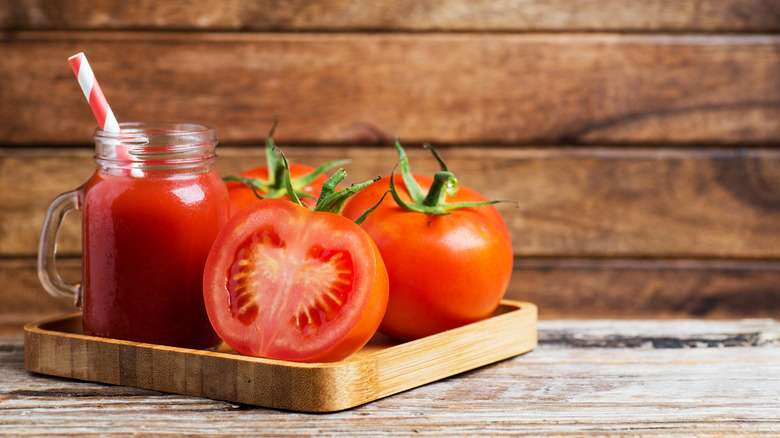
389,139,518,216
222,116,350,201
275,146,382,222
265,114,280,185
421,171,459,208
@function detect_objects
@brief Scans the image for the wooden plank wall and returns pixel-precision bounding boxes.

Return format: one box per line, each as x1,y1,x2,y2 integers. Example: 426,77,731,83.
1,1,779,328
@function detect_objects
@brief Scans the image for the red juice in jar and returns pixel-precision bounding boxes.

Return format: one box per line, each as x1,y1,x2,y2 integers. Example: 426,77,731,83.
39,123,228,349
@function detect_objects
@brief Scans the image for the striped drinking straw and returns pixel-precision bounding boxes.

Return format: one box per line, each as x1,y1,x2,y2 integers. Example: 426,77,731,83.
67,52,136,170
68,52,120,133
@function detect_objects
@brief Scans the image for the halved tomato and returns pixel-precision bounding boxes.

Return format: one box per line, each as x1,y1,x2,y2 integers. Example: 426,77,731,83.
203,198,389,363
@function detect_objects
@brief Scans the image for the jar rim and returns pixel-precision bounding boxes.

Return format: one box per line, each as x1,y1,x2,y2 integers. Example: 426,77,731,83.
93,122,218,170
94,122,215,140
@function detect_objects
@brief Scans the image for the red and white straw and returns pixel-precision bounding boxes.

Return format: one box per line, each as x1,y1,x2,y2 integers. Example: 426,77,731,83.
68,52,120,132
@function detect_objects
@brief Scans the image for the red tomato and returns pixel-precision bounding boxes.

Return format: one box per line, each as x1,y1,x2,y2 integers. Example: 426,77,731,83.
203,198,389,362
226,163,327,216
342,174,513,341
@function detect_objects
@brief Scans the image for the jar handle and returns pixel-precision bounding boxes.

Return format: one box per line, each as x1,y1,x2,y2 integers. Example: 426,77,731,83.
38,190,82,306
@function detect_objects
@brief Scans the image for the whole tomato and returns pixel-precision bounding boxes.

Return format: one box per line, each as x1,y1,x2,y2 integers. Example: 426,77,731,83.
204,150,388,362
342,140,515,341
225,117,349,217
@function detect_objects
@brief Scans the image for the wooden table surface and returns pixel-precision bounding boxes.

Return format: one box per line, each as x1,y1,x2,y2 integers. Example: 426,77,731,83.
2,318,779,437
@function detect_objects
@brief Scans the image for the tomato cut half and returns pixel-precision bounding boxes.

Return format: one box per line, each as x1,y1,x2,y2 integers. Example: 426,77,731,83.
203,198,389,363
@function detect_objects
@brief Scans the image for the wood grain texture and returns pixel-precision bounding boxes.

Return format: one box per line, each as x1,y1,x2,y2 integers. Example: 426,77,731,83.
2,32,779,145
23,301,537,412
538,318,780,348
2,2,780,325
4,319,780,436
4,146,779,258
512,259,780,319
0,259,76,332
3,0,779,32
3,257,779,330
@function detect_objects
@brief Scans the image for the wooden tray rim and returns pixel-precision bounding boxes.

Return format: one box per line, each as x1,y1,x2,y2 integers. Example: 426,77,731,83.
24,299,537,412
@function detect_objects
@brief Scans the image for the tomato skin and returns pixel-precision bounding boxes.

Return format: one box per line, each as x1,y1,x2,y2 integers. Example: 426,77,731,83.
342,174,513,341
226,163,328,216
203,198,388,362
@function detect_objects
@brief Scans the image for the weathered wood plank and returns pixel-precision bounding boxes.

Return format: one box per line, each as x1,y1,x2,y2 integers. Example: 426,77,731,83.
3,146,779,258
3,319,779,435
513,259,780,319
2,32,779,145
2,0,779,32
538,318,780,348
3,257,779,331
22,302,535,412
0,258,77,333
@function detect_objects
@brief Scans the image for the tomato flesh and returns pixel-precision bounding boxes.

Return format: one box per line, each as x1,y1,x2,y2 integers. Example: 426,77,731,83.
204,199,388,362
227,225,353,331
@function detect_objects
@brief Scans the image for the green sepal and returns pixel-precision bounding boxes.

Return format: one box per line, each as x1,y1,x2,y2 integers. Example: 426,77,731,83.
389,139,519,216
222,175,272,196
352,190,390,226
314,170,381,217
423,142,449,172
222,116,351,201
276,147,382,223
393,137,426,204
264,114,281,185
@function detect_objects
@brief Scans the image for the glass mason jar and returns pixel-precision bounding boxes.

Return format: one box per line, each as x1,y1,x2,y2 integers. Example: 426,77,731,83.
38,123,228,349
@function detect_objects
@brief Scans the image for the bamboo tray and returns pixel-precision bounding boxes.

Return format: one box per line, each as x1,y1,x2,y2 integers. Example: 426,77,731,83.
24,300,537,412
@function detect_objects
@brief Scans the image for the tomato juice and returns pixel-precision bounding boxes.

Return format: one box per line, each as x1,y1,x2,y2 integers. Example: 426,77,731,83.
81,169,227,349
37,123,229,349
